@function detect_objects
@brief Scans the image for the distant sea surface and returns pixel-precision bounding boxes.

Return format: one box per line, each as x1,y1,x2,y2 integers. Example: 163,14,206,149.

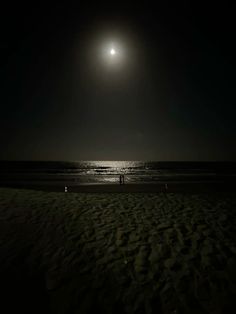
0,161,236,186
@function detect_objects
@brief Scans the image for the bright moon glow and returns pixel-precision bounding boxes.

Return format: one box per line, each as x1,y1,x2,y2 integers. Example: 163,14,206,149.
110,48,116,55
90,33,135,71
88,26,141,76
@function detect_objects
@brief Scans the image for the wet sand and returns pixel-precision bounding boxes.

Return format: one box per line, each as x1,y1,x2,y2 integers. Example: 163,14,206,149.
1,180,236,193
0,187,236,313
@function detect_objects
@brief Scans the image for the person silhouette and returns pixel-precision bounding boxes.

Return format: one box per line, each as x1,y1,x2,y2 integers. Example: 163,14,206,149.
119,174,125,185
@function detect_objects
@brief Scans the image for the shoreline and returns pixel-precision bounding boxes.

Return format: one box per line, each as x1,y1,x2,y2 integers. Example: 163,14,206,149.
0,181,236,193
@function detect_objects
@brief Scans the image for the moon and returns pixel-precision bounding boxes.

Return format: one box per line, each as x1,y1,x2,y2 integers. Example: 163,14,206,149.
110,48,116,55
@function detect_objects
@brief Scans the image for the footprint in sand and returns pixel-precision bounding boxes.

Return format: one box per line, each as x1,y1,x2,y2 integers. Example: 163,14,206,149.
116,228,128,247
134,245,150,273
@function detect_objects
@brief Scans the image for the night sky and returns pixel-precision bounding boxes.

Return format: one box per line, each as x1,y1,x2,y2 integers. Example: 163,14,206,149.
0,2,235,161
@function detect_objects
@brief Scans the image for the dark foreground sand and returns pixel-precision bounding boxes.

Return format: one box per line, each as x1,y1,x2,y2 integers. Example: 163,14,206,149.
0,188,236,313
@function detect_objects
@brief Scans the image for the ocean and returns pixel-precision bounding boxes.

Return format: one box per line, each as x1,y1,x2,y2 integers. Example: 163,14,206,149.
0,161,235,187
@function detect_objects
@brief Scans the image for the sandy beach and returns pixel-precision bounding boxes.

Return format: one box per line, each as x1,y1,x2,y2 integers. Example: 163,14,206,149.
0,187,236,313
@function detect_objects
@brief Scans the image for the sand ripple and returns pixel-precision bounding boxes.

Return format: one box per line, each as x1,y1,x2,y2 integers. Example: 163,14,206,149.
0,188,236,313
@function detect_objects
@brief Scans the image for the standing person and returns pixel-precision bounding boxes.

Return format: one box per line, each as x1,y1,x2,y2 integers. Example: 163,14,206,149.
119,174,125,184
122,175,125,184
